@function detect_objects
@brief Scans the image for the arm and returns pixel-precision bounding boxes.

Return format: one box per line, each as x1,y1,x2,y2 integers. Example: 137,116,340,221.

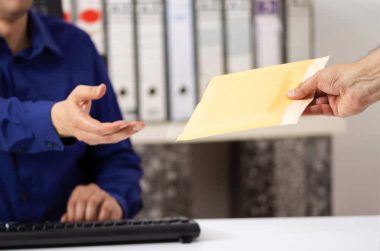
0,97,63,153
288,48,380,117
0,84,143,153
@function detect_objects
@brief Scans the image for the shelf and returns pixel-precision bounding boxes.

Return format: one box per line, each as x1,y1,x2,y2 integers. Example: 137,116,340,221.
131,117,346,145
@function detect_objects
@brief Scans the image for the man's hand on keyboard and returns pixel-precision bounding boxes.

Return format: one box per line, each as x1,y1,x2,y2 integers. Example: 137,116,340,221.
51,84,145,145
61,183,123,222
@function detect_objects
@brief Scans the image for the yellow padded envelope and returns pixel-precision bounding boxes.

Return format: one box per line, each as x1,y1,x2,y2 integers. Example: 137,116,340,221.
177,57,329,141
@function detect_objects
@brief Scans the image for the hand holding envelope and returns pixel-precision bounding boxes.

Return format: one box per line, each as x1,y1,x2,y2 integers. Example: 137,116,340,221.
177,57,330,141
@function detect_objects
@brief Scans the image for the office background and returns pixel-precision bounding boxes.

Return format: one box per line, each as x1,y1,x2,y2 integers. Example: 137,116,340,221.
33,0,380,219
135,0,380,218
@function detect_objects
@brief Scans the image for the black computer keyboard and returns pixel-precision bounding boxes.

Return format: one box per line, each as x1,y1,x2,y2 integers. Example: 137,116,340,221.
0,217,201,249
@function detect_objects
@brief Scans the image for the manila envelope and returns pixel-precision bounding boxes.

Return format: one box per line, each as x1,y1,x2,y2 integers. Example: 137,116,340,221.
177,57,329,141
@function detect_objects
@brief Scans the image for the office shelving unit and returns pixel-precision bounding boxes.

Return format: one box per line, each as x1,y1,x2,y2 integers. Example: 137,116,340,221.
132,117,345,145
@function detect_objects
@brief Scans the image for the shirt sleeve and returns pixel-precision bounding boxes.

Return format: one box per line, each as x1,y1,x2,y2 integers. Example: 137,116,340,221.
0,97,64,153
84,42,143,218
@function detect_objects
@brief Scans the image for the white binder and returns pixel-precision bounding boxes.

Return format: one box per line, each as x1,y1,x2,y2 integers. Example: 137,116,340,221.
75,0,106,55
195,0,224,98
285,0,312,62
166,0,196,121
225,0,253,73
61,0,73,22
254,0,283,67
136,0,167,122
106,0,137,121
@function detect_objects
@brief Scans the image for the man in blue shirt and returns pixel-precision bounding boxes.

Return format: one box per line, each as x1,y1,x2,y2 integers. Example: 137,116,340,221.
0,1,145,222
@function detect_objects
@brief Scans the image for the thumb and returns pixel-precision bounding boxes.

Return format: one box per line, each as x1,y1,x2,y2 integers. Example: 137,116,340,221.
69,84,107,103
287,75,318,100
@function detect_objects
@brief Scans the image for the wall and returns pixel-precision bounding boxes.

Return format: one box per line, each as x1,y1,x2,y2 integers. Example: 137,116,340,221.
314,0,380,215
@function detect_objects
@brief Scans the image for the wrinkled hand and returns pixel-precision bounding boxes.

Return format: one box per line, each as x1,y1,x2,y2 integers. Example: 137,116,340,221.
61,183,123,222
287,61,380,118
51,84,145,145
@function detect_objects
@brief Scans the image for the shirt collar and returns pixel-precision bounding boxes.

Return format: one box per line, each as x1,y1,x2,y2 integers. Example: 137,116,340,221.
28,10,63,58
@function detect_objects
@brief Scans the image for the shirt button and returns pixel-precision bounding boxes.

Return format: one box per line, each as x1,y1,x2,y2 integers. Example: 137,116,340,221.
20,192,29,202
45,141,52,148
45,141,55,150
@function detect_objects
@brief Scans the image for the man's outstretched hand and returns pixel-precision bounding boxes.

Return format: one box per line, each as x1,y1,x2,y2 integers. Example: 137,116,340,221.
51,84,144,145
61,183,122,222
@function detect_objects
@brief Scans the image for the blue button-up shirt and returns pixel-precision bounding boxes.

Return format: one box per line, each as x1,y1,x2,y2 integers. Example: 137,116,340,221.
0,11,142,222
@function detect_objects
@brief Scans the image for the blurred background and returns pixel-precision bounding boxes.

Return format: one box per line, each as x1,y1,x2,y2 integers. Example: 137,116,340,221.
34,0,380,218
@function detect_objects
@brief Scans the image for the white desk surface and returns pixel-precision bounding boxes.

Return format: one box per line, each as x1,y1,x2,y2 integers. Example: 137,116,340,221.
22,216,379,251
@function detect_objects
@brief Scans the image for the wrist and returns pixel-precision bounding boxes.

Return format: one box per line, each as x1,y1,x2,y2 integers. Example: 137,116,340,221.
355,54,380,104
51,101,71,138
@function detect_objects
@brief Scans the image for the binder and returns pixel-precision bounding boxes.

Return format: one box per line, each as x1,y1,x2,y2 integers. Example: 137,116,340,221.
195,0,224,98
136,0,167,122
224,0,254,73
106,0,137,121
166,0,197,121
61,0,73,22
285,0,312,62
254,0,283,67
75,0,106,55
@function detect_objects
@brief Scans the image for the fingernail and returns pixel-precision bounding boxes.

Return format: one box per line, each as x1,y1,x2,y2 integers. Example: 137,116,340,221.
119,124,128,129
288,89,296,97
132,124,144,132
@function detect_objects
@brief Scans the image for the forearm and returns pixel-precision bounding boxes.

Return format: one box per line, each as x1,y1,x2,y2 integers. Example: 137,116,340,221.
0,97,63,153
354,47,380,104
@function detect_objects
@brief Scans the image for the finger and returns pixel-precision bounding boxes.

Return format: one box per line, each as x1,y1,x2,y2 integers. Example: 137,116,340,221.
69,84,106,104
303,104,334,116
74,199,86,222
75,113,140,136
76,122,145,145
110,204,123,220
98,201,113,221
74,115,130,137
288,75,318,100
310,96,329,106
104,121,145,136
61,213,68,223
101,122,145,144
80,100,92,114
67,186,94,222
85,193,105,221
67,199,75,222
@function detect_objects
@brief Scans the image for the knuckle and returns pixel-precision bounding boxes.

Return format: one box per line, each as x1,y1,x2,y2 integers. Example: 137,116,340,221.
89,183,99,190
76,134,84,142
75,85,85,91
73,185,83,194
88,197,99,206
